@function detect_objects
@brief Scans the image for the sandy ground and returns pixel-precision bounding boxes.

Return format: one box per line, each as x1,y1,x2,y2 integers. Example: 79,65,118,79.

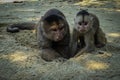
0,0,120,80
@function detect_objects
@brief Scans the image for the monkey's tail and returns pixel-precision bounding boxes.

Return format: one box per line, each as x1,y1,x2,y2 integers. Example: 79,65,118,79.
6,22,36,33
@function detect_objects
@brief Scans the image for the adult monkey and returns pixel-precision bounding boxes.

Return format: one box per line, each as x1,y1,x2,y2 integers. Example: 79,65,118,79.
7,9,70,61
71,9,107,57
36,9,70,61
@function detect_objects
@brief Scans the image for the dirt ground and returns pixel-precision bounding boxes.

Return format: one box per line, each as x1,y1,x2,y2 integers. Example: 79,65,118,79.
0,0,120,80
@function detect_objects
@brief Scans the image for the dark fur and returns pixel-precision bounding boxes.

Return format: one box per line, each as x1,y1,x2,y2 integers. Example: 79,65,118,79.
6,22,35,33
36,9,70,61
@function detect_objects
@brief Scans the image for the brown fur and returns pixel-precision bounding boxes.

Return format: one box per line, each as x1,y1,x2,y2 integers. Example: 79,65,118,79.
6,22,36,33
36,9,70,61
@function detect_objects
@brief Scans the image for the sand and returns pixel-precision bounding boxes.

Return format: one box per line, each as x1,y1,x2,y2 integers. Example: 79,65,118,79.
0,0,120,80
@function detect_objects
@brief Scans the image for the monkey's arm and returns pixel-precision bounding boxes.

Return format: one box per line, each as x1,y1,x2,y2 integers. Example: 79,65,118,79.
54,34,70,59
36,23,61,61
40,48,61,61
38,37,61,61
75,30,95,57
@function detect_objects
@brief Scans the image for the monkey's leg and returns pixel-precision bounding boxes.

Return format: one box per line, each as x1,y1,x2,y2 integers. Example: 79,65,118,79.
75,31,95,57
40,48,61,61
95,28,107,48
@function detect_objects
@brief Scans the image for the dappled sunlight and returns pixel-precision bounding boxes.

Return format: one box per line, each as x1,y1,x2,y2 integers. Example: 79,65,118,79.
96,52,112,58
71,54,90,61
1,51,28,62
26,17,39,21
32,30,36,34
74,0,120,9
13,9,35,12
9,51,28,62
71,54,110,70
86,60,109,70
107,33,120,38
74,0,104,6
116,9,120,12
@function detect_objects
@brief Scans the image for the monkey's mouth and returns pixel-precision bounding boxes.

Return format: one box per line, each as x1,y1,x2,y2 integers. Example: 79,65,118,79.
54,35,63,41
79,29,87,32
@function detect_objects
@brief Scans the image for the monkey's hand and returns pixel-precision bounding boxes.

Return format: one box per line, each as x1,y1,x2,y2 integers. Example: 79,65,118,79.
74,48,86,57
74,30,96,57
40,48,61,61
74,46,95,57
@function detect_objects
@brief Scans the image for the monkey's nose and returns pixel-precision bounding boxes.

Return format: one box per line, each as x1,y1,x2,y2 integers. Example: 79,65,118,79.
56,36,59,39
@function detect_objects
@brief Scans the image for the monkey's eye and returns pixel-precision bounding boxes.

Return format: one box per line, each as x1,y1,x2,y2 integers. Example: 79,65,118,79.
78,22,82,25
59,23,64,26
84,22,88,25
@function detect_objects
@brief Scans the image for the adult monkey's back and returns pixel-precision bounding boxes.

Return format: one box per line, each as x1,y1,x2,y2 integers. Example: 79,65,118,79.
36,9,70,61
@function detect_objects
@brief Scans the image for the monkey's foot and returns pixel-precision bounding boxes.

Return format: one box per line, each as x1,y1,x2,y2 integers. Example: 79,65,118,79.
74,48,85,57
74,47,95,57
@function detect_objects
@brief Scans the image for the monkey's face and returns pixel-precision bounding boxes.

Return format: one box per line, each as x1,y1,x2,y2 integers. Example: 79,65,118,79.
74,15,92,33
43,20,66,41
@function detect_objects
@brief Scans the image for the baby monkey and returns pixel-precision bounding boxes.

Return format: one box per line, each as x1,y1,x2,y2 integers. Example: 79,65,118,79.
71,9,107,57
